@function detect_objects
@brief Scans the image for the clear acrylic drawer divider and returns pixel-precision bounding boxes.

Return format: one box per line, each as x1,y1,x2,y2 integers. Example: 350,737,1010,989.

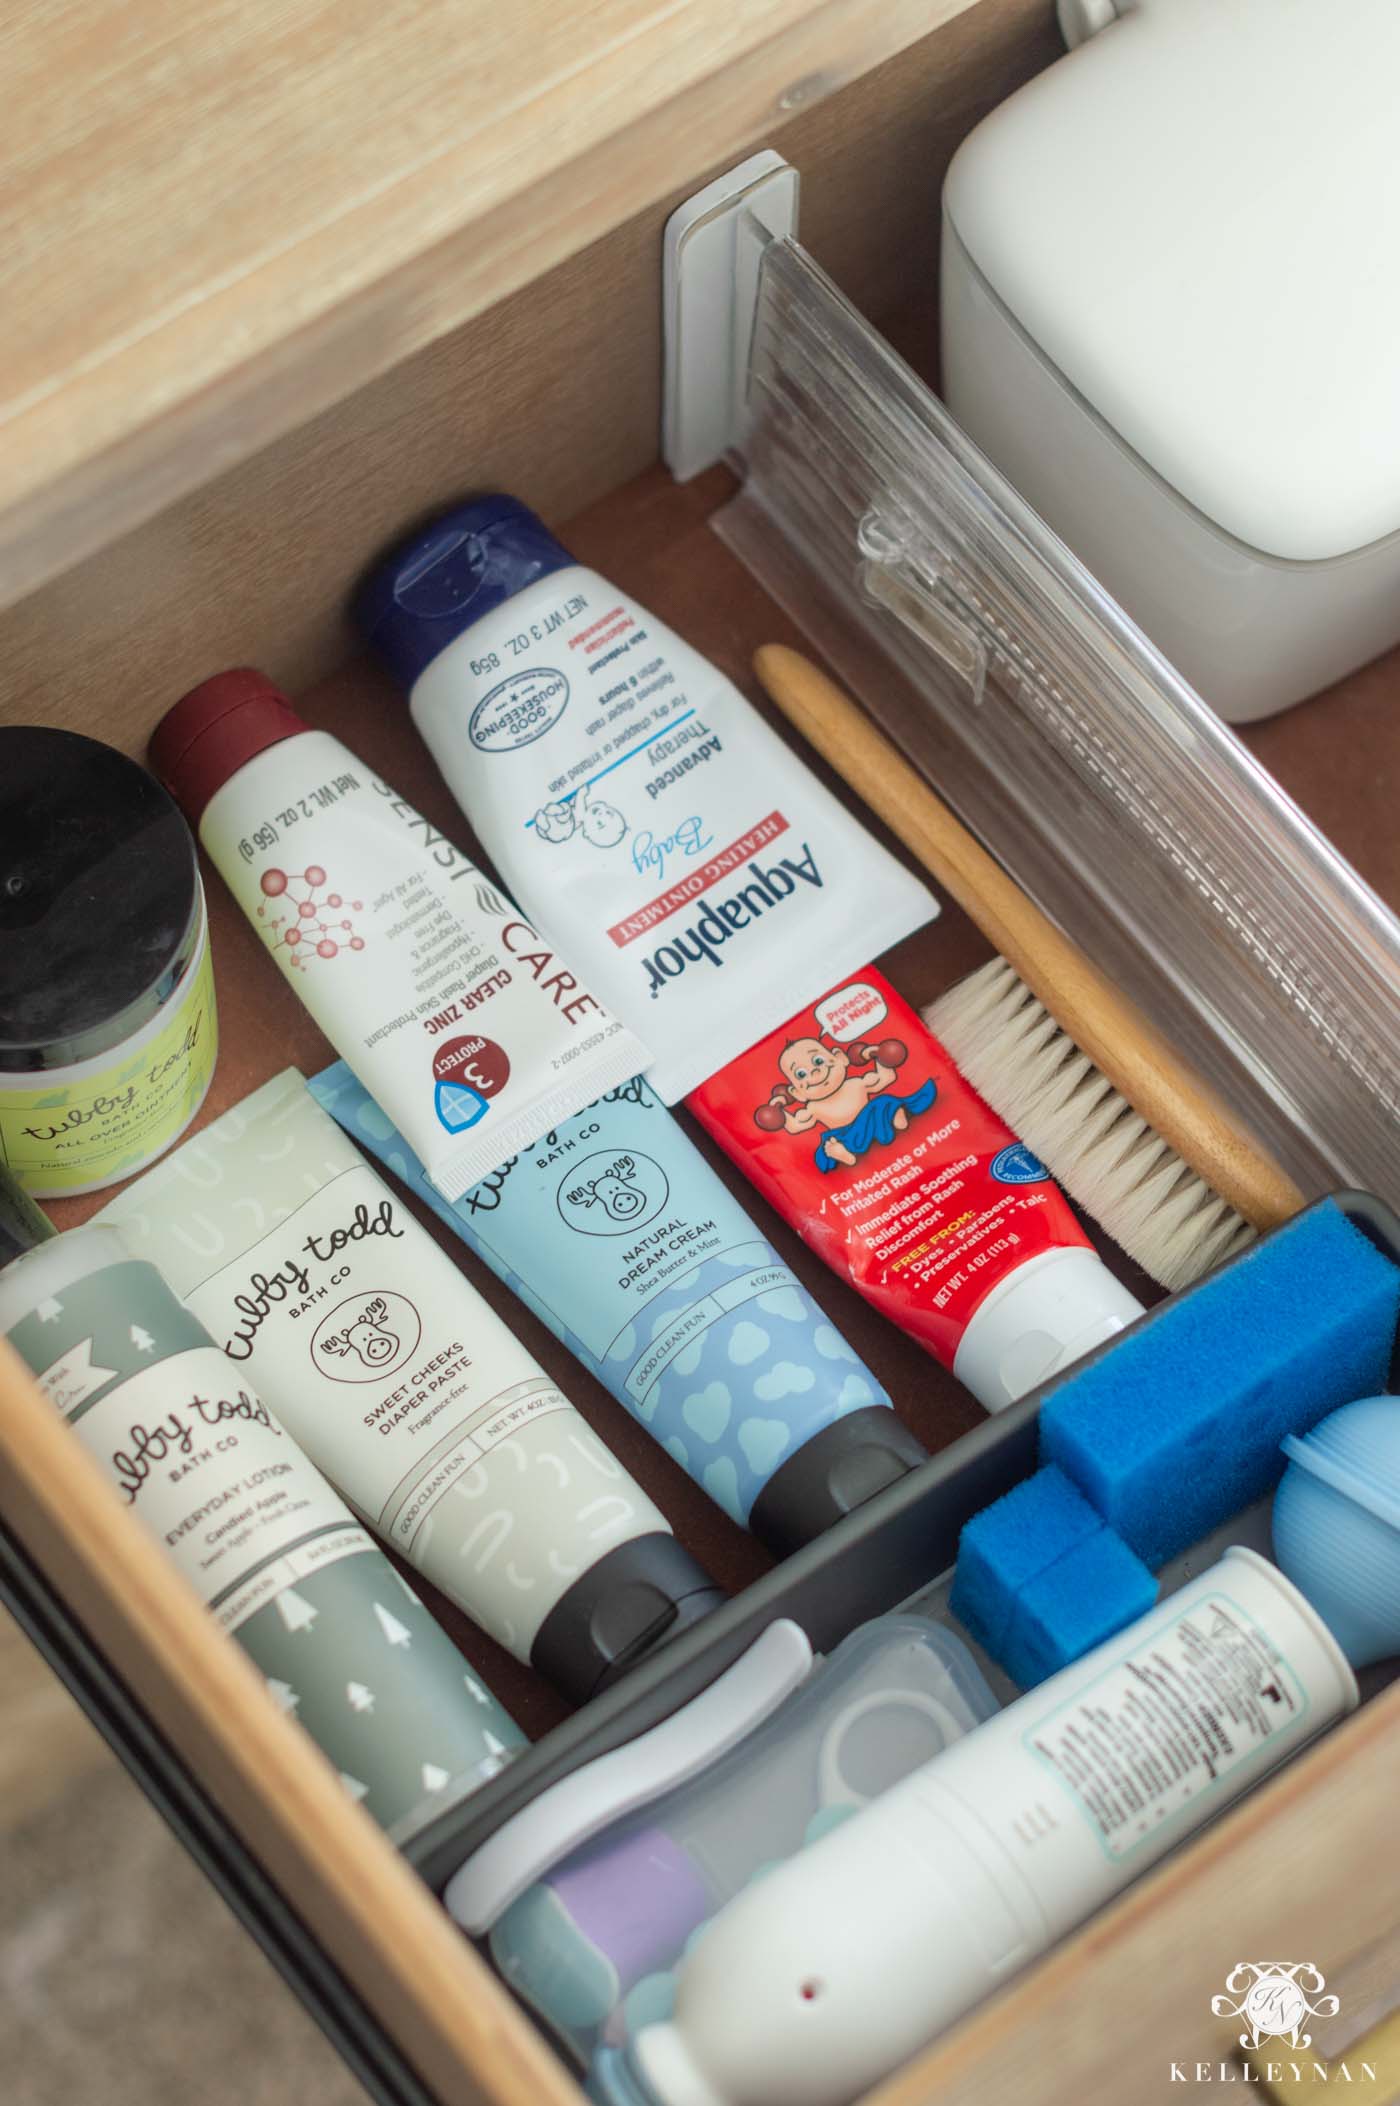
713,231,1400,1209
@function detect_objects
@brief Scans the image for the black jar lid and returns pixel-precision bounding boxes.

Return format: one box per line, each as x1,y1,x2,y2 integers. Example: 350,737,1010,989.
0,728,202,1073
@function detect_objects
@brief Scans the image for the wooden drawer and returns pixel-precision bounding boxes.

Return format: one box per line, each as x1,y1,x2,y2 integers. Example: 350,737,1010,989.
3,4,1399,2103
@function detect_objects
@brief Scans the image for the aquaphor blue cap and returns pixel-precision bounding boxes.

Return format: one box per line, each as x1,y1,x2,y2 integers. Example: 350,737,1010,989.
356,496,575,689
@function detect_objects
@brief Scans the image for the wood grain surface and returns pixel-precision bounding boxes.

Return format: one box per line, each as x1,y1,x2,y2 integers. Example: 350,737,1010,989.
871,1675,1400,2105
753,643,1306,1231
0,1338,580,2106
5,0,1400,2080
0,0,1060,737
0,0,1004,608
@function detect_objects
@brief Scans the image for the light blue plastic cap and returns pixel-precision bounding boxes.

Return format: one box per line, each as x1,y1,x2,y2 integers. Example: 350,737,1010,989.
1272,1394,1400,1668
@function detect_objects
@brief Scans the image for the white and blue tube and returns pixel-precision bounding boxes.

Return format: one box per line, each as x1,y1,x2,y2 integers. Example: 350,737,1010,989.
310,1065,927,1552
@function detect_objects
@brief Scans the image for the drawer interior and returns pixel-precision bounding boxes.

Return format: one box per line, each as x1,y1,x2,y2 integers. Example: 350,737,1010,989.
5,4,1400,2101
7,446,1400,2102
16,459,1138,1738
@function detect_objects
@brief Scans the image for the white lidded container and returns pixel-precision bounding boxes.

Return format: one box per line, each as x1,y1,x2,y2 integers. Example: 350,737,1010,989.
940,0,1400,723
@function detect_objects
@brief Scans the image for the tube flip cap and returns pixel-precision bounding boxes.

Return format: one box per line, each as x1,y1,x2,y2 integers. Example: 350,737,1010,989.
953,1246,1145,1413
530,1534,725,1707
149,669,309,826
356,495,575,689
748,1407,929,1557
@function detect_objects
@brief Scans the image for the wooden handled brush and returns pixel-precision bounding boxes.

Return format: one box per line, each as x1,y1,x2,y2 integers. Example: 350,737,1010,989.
754,643,1306,1291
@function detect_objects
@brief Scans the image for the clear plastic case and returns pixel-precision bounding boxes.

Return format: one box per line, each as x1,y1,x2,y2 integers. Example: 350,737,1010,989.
484,1615,995,2069
716,235,1400,1212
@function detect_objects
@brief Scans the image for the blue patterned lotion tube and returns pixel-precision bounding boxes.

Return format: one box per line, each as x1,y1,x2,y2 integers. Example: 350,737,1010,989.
309,1065,928,1552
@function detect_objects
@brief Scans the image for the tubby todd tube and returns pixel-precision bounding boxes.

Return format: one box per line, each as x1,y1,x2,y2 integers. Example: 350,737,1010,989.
148,671,647,1201
0,1179,525,1844
686,970,1144,1411
354,497,937,1104
95,1071,724,1703
308,1062,930,1553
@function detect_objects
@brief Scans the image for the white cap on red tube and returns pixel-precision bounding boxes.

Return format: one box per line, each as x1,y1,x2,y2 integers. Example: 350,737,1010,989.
952,1247,1144,1412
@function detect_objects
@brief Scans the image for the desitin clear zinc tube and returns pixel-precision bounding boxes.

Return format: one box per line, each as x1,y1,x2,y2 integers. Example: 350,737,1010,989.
148,670,646,1200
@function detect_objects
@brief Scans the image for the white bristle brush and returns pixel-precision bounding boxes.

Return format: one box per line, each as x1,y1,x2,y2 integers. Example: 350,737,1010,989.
753,645,1305,1293
925,964,1256,1289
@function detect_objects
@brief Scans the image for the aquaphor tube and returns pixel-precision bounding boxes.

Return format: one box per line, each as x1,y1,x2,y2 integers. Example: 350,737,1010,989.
95,1072,724,1704
0,1201,525,1844
309,1061,928,1552
630,1549,1356,2106
148,671,646,1200
355,497,936,1104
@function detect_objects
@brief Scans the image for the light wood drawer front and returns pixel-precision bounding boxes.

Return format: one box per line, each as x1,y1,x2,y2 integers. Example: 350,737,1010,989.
0,0,1058,745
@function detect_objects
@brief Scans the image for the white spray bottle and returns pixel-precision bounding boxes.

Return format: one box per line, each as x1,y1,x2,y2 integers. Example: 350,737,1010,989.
630,1548,1356,2106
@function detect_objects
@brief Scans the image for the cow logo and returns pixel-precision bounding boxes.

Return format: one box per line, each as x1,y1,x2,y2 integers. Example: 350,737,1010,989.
311,1292,422,1383
1211,1963,1340,2051
556,1149,670,1238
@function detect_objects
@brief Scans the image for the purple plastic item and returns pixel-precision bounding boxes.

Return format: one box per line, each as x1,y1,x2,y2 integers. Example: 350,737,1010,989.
547,1826,711,1990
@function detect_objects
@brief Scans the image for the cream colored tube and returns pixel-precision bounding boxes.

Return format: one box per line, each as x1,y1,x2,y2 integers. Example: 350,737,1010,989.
97,1071,723,1704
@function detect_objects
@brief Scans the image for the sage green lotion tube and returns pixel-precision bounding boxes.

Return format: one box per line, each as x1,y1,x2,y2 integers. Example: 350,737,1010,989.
95,1070,724,1701
0,1204,524,1843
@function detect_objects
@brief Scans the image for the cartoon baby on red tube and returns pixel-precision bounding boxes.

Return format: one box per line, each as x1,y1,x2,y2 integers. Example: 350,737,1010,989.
753,1031,937,1170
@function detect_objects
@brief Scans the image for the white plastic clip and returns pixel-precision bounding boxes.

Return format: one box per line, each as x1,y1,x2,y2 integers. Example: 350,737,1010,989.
1057,0,1130,50
662,151,800,481
858,510,988,706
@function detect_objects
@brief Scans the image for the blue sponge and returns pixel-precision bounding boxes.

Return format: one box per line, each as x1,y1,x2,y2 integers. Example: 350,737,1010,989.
951,1465,1157,1684
950,1466,1102,1653
1039,1201,1400,1568
1000,1530,1158,1688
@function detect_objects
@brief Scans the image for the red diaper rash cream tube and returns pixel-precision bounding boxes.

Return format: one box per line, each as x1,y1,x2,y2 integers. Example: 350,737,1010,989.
355,498,937,1104
148,671,647,1200
687,971,1144,1411
0,1176,525,1843
95,1070,724,1703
